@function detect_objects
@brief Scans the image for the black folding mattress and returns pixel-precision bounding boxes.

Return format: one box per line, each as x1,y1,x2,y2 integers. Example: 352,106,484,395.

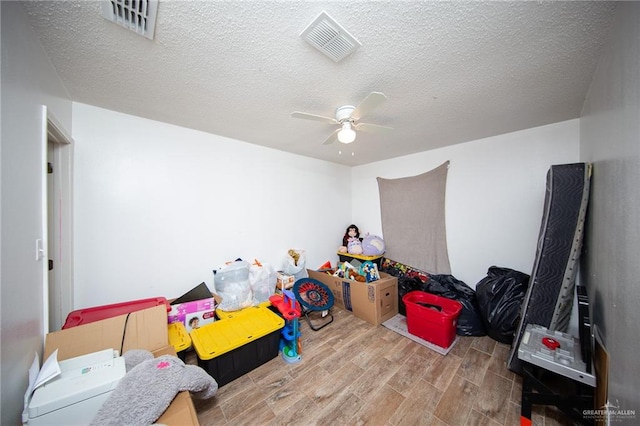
507,162,591,373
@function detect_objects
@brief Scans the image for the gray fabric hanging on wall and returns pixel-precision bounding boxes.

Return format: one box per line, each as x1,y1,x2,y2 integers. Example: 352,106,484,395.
377,161,451,274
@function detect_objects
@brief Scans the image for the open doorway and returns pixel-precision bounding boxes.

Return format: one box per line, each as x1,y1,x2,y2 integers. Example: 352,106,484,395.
43,106,74,332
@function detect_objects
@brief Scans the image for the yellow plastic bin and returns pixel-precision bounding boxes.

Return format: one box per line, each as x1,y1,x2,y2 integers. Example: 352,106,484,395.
337,252,384,268
167,322,191,361
216,300,274,319
190,306,284,387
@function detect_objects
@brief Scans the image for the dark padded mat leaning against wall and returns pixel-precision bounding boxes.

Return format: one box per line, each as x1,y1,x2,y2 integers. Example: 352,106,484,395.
507,163,591,374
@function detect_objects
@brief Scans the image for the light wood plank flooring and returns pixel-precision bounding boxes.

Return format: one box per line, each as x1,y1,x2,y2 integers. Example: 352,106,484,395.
189,306,573,425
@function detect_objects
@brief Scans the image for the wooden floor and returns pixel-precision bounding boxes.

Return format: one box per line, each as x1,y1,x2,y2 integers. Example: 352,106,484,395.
189,306,573,426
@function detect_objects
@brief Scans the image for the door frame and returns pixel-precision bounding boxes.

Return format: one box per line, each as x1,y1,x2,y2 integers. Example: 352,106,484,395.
41,106,74,332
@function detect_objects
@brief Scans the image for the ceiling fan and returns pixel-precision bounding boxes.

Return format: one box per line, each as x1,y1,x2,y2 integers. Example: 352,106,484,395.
291,92,393,145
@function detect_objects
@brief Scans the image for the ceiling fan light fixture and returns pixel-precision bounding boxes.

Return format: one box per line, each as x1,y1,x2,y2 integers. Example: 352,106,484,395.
338,122,356,144
291,93,391,146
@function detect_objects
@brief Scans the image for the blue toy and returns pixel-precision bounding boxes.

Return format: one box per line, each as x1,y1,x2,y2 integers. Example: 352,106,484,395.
269,290,302,363
360,261,381,283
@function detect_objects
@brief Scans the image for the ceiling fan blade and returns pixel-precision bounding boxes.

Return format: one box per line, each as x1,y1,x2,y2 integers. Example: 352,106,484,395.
352,92,387,120
355,122,394,133
323,129,339,145
291,111,337,124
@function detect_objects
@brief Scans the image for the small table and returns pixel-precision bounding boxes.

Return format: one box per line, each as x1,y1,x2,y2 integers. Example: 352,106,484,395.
517,324,595,426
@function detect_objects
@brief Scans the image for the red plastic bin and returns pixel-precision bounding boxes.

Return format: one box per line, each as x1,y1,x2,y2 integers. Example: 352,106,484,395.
402,291,462,349
62,297,170,329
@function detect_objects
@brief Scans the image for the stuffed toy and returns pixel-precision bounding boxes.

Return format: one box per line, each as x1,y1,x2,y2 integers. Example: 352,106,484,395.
361,233,385,256
346,268,366,282
339,224,362,253
347,237,363,255
90,349,218,426
360,261,381,283
287,249,301,266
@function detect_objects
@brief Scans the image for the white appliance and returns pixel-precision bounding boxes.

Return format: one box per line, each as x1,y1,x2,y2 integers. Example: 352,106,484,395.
27,349,126,425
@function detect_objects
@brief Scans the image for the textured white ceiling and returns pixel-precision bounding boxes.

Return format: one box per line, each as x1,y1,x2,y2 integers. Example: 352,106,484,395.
22,1,616,166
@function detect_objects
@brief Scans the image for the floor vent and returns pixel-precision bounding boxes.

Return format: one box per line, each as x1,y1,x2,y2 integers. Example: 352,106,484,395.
100,0,159,40
300,11,361,63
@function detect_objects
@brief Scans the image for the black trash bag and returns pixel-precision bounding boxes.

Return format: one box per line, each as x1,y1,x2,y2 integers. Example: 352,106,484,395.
475,266,530,344
379,261,427,316
424,274,487,337
396,276,429,316
380,259,485,335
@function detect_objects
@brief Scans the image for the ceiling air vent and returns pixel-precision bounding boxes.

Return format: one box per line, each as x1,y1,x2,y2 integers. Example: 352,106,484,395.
100,0,159,40
300,11,361,63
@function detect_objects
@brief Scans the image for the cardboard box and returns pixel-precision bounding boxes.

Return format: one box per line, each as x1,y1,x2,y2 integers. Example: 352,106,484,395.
44,305,199,426
168,297,218,332
276,272,295,293
307,269,398,326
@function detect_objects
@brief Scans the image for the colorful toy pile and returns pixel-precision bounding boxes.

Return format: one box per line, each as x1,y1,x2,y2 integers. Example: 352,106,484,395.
269,291,302,364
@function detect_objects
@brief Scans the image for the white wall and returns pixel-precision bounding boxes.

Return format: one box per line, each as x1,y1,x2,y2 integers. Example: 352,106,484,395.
580,1,640,413
0,3,73,424
352,120,580,287
72,103,351,308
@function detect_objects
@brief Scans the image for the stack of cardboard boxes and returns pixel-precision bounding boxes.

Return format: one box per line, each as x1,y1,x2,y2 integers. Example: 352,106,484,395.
40,305,199,425
307,269,398,326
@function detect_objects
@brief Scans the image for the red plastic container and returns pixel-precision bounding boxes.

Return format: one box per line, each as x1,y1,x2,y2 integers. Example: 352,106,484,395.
402,291,462,348
62,297,170,329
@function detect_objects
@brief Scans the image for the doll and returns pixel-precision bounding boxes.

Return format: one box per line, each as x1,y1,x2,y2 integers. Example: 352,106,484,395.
339,224,361,253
